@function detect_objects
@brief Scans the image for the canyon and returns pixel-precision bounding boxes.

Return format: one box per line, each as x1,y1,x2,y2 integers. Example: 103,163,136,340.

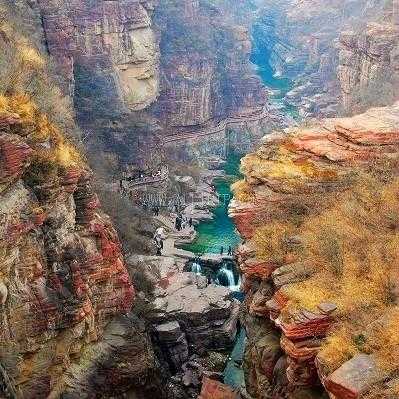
1,0,399,399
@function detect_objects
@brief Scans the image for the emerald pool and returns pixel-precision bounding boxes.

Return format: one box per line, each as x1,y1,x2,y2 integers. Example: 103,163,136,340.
181,154,242,255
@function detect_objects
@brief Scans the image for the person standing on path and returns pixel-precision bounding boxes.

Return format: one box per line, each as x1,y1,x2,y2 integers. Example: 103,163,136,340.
220,246,224,256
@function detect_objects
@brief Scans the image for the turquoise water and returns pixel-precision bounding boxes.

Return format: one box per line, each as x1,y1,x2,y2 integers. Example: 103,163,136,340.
223,328,246,390
250,27,300,120
180,20,299,391
181,154,242,254
181,52,299,256
254,62,299,119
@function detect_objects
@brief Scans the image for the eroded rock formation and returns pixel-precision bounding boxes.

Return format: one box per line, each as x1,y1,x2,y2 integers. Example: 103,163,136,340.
35,0,274,168
38,0,159,111
154,0,267,131
338,22,399,111
128,255,240,397
230,102,399,398
253,0,398,117
0,94,166,397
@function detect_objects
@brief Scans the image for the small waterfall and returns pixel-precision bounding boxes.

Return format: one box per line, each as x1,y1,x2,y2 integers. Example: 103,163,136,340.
191,262,202,274
217,262,240,291
218,267,235,287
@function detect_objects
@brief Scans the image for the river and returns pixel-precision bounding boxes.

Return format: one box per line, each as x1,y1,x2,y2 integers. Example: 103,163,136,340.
181,153,242,255
182,21,298,392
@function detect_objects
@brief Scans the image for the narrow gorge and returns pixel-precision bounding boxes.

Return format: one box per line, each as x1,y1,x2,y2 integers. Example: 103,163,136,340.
0,1,399,399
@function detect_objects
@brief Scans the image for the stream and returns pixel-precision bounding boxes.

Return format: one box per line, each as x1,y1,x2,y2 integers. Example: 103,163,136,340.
182,22,299,393
181,153,242,255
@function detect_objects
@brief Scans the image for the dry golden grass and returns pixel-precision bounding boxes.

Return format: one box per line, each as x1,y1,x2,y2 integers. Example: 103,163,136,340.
363,307,399,373
253,221,296,264
0,93,83,173
246,140,399,375
231,179,255,202
0,92,84,189
0,5,78,138
318,324,360,373
240,144,339,184
0,7,84,189
283,273,335,312
18,45,45,70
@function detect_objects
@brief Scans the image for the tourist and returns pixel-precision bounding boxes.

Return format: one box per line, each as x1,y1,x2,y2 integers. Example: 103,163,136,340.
189,217,193,228
154,235,163,256
220,246,224,256
182,216,187,230
175,216,182,231
227,246,232,256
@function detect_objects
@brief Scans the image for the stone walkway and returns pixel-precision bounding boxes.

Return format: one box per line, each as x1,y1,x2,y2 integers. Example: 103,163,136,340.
155,213,233,264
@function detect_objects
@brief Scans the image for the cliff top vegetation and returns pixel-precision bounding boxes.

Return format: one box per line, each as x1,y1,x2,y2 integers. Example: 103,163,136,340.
232,105,399,380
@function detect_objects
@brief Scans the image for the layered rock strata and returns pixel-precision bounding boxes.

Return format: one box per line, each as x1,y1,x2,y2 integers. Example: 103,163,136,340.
128,255,240,397
151,0,273,160
0,97,165,398
230,102,399,398
154,0,267,130
38,0,159,111
338,22,399,111
36,0,274,169
253,0,397,117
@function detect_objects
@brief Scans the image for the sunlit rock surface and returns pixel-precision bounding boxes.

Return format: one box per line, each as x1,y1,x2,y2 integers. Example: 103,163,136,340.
338,23,399,110
0,103,166,398
230,102,399,398
38,0,159,111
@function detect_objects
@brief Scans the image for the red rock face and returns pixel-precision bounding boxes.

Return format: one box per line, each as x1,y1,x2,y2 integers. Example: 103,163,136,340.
323,355,381,399
37,0,159,109
230,102,399,398
198,377,240,399
231,103,399,240
338,23,399,111
154,1,268,137
0,121,135,398
0,133,32,185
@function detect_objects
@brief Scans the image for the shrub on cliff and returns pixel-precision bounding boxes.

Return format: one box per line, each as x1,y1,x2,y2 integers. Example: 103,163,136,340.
96,188,156,255
0,3,78,139
278,171,399,377
231,180,255,202
244,126,399,378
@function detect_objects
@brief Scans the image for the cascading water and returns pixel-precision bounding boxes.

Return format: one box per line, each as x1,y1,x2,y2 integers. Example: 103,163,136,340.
217,262,241,291
191,262,202,274
217,266,235,287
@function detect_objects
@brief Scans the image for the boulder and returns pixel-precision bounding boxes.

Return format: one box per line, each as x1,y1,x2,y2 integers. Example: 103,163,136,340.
198,377,240,399
324,355,381,399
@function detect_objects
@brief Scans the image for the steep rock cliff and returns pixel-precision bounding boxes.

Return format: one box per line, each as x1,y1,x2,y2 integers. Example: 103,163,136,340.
36,0,272,169
153,0,267,131
230,103,399,398
0,5,161,397
0,93,156,398
253,0,397,117
338,22,399,112
38,0,159,111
